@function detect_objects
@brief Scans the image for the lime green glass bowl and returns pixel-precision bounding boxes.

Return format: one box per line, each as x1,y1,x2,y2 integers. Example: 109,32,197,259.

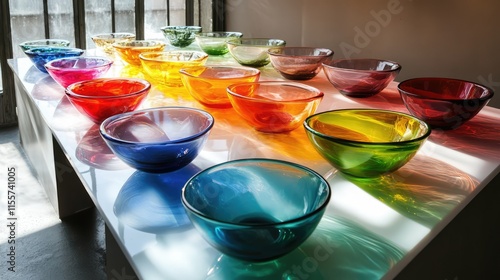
304,109,431,177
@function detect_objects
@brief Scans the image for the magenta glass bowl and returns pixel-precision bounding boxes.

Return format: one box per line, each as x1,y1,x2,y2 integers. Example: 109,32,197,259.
45,56,113,88
322,58,401,98
397,77,494,129
268,47,333,80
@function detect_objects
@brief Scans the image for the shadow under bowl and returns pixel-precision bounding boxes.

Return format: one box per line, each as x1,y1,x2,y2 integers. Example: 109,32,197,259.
268,47,333,80
99,107,214,173
304,109,431,178
24,47,84,73
181,158,331,262
397,77,494,130
45,56,113,88
227,38,286,67
322,58,401,98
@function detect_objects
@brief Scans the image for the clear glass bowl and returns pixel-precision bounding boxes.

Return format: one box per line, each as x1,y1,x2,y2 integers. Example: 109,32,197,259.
227,38,286,67
91,32,136,55
268,47,333,80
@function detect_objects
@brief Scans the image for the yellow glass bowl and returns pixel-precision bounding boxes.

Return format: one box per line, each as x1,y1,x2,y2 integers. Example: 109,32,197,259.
139,51,209,87
112,40,166,66
304,109,431,177
179,66,260,108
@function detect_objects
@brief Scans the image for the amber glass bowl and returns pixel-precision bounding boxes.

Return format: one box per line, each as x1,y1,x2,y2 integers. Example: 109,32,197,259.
113,40,166,66
227,81,323,133
180,66,260,108
304,109,431,177
91,33,136,55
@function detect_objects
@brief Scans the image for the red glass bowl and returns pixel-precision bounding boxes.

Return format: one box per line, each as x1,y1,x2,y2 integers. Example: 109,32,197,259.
45,56,113,88
65,78,151,123
227,81,324,133
398,77,494,129
322,58,401,97
268,47,333,80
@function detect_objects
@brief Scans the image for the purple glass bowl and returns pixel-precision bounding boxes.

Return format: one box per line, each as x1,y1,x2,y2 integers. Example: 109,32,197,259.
45,56,113,88
24,47,84,73
322,58,401,97
99,107,214,173
398,77,494,129
268,47,333,80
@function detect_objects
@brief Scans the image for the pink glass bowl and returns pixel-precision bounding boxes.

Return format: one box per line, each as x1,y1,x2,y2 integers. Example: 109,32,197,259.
179,66,261,108
322,58,401,97
65,78,150,123
268,47,333,80
45,56,113,88
398,77,494,129
227,81,324,133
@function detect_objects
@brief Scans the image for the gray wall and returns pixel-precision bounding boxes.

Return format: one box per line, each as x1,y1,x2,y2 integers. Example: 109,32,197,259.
226,0,500,108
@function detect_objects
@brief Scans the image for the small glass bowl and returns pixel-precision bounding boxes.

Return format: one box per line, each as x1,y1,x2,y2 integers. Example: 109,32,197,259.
182,158,331,262
19,39,71,52
139,51,209,87
91,32,136,55
268,47,333,80
24,47,84,73
99,107,214,173
227,81,323,133
45,56,113,88
195,32,243,55
322,58,401,97
179,65,260,108
304,109,431,178
227,38,286,67
398,77,494,130
160,26,202,48
112,40,166,66
65,78,151,123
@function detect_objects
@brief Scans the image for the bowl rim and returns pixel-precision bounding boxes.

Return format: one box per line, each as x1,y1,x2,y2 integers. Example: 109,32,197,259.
227,81,324,103
45,56,113,71
65,78,151,99
226,38,286,47
322,58,401,73
99,106,214,145
138,50,209,62
397,77,495,101
195,31,243,38
267,47,334,58
181,158,332,227
179,65,261,79
111,40,166,49
19,39,71,48
160,25,203,31
91,32,136,40
304,108,431,145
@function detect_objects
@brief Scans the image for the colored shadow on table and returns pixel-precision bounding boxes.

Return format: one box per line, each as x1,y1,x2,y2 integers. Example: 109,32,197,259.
51,96,93,132
113,164,201,233
31,75,65,101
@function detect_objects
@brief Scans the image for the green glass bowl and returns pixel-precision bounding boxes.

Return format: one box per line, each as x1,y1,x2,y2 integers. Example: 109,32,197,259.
304,109,431,178
160,26,202,48
227,38,286,67
195,32,243,55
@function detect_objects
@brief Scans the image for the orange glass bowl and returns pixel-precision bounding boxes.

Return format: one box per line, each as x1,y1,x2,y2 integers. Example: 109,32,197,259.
397,77,494,130
65,78,151,123
139,51,209,87
45,56,113,88
268,47,333,80
91,33,136,55
322,58,401,98
227,81,324,133
112,40,166,66
179,66,261,108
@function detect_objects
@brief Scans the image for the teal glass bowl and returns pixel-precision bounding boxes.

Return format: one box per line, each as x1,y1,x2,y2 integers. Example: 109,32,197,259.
304,109,431,178
19,39,71,52
182,158,331,262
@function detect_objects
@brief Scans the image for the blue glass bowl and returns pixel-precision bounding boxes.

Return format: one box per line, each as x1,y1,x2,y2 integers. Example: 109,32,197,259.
24,47,84,73
182,158,331,261
100,107,214,173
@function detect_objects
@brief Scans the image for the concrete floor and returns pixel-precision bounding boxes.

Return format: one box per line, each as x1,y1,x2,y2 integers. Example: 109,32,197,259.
0,125,106,280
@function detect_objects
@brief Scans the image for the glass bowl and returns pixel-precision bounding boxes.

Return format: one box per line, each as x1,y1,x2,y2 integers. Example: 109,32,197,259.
160,26,202,48
181,158,331,262
268,47,333,80
179,65,260,108
195,32,243,55
322,58,401,97
227,81,323,133
19,39,71,52
397,77,494,130
99,107,214,173
112,40,166,66
227,38,286,67
45,56,113,88
304,109,431,178
65,78,151,123
139,51,209,87
24,47,84,73
91,32,136,55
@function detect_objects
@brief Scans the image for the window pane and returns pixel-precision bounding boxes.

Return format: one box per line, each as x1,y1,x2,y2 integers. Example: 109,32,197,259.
48,0,75,47
145,0,170,40
85,0,111,49
10,0,45,58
